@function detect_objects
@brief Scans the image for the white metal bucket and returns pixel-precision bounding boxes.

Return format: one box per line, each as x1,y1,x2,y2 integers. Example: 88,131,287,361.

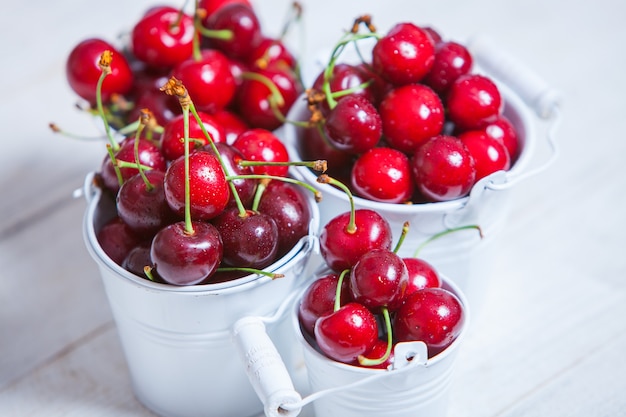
278,35,561,311
232,272,469,417
82,172,320,417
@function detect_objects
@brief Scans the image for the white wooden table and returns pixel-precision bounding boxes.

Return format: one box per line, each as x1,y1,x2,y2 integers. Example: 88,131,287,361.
1,0,625,416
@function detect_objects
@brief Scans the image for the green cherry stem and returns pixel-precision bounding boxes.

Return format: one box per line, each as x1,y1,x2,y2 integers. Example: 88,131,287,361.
392,221,410,254
317,174,356,233
226,174,323,203
334,269,351,312
217,267,284,280
413,224,484,258
238,159,327,173
358,306,393,367
241,71,286,107
105,143,124,188
96,51,119,152
133,110,154,191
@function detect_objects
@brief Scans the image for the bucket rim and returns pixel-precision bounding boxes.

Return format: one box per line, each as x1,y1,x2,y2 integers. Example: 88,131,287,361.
82,172,320,295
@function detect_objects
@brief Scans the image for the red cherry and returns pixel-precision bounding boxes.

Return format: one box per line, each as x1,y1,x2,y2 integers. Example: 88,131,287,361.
204,3,263,61
324,94,382,154
423,41,473,96
122,241,154,279
211,109,249,144
130,6,195,69
312,63,377,115
232,128,290,176
205,142,257,208
411,135,476,202
198,0,253,22
164,150,230,221
314,302,379,364
394,287,465,357
160,111,227,161
247,37,297,70
447,74,502,130
96,216,143,266
298,273,351,336
351,147,414,203
171,49,237,114
482,115,520,163
372,22,435,85
349,248,409,312
402,257,442,300
319,209,393,272
360,339,395,369
379,83,445,155
66,38,133,103
150,221,223,285
298,126,354,183
458,129,511,181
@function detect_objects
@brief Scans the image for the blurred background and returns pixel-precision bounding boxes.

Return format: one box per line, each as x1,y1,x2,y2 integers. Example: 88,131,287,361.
1,0,625,416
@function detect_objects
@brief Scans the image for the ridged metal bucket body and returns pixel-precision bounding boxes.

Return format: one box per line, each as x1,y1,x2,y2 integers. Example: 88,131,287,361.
82,175,319,417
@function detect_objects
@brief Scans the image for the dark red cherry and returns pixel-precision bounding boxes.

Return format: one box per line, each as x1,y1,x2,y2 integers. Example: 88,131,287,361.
160,111,227,161
204,3,263,61
298,273,351,336
411,135,476,202
423,41,473,96
298,125,354,183
458,129,511,181
312,63,376,115
447,74,502,130
351,147,414,204
66,38,133,103
372,22,435,85
122,241,154,279
205,142,257,208
324,94,382,154
96,216,142,266
198,0,253,22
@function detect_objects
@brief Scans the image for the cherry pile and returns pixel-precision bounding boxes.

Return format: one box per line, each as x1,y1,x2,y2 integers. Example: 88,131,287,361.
61,1,325,286
296,18,520,203
298,208,465,367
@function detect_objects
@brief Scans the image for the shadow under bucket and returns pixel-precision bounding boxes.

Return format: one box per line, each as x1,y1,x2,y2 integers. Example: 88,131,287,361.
82,173,320,417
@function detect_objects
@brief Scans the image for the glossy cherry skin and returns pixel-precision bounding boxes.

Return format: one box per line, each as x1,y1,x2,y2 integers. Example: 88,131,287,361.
298,125,354,184
257,180,312,255
150,221,223,285
314,302,379,364
122,241,154,279
298,273,351,337
211,109,249,144
160,111,227,161
411,135,476,202
458,129,511,181
360,339,395,369
198,0,253,22
372,22,435,85
402,257,442,301
211,207,278,269
324,94,382,154
66,38,133,103
446,74,502,130
235,67,301,131
394,287,465,358
204,3,263,60
232,128,290,176
423,41,473,96
116,170,178,238
205,142,257,208
482,115,520,163
351,147,414,204
247,37,297,70
164,150,230,221
130,6,195,69
96,216,143,266
171,49,237,114
379,83,445,155
349,248,409,312
312,63,377,115
100,138,167,194
319,209,393,272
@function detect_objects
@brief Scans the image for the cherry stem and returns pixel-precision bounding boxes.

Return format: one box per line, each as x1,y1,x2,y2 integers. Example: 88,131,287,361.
238,159,327,173
334,269,350,312
116,160,154,171
217,267,284,280
358,307,393,367
105,143,124,187
392,221,410,254
144,266,156,282
133,111,155,192
181,105,194,235
317,174,356,233
279,1,303,40
227,174,322,203
96,50,118,151
413,224,484,258
241,71,285,107
250,178,270,212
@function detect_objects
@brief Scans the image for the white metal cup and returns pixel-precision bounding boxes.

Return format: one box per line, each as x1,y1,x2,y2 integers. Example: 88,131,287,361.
82,171,320,417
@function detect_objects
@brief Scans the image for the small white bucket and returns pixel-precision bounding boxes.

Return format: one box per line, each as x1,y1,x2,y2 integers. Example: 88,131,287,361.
82,172,320,417
232,272,469,417
278,35,561,311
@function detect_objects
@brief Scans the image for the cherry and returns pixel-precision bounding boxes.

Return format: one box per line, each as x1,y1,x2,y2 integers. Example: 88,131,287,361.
411,135,476,202
379,83,445,155
458,129,511,181
96,216,142,266
361,339,396,369
402,257,442,299
66,38,133,103
203,3,263,61
129,86,181,127
116,169,177,238
323,94,382,154
211,109,249,144
150,221,223,285
211,207,278,269
298,273,351,336
446,73,502,130
130,6,195,69
164,150,230,221
423,41,473,96
314,302,379,364
312,63,376,115
122,241,154,279
232,128,290,177
256,180,312,256
171,49,237,114
319,207,393,272
160,111,227,161
206,142,257,208
394,287,465,358
351,147,414,204
247,37,297,71
481,115,520,163
371,22,435,85
198,0,253,22
349,248,408,312
298,125,354,183
422,26,443,46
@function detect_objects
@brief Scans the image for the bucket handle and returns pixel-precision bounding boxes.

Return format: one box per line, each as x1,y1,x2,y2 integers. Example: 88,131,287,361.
232,294,429,417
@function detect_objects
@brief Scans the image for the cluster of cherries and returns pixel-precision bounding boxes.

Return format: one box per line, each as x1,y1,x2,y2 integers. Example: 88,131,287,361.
299,202,466,367
296,18,520,203
61,0,323,286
